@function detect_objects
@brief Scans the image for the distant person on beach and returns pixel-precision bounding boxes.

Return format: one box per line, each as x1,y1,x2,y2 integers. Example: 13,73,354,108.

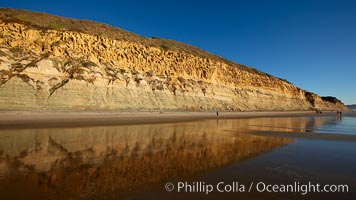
337,110,342,119
315,109,322,115
216,110,219,118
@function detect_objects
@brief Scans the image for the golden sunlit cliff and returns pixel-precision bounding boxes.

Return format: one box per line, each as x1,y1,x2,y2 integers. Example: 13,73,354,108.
0,8,348,111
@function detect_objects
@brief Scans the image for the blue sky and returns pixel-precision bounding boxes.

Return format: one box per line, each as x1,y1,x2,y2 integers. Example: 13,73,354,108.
1,0,355,104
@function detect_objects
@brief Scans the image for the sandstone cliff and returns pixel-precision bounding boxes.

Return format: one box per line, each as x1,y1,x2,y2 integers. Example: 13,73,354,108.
0,8,348,111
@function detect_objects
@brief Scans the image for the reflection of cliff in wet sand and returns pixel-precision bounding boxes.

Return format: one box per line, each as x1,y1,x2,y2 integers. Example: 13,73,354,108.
0,121,292,199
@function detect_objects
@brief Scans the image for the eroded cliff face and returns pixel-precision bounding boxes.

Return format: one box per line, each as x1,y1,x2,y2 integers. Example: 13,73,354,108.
0,21,348,111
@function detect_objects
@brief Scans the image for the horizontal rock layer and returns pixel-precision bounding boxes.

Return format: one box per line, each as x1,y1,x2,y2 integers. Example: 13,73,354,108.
0,17,348,111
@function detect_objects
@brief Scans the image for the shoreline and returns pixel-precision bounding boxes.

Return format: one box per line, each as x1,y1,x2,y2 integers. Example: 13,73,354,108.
248,130,356,142
0,110,354,130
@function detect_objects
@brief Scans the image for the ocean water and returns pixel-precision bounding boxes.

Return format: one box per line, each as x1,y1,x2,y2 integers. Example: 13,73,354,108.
0,116,355,200
312,116,356,135
243,116,356,135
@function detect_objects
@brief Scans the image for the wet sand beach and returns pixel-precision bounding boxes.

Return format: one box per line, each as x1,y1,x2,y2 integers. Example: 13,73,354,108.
0,111,355,200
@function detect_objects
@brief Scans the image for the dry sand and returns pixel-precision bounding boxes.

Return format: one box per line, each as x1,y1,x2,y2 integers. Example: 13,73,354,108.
0,110,354,129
